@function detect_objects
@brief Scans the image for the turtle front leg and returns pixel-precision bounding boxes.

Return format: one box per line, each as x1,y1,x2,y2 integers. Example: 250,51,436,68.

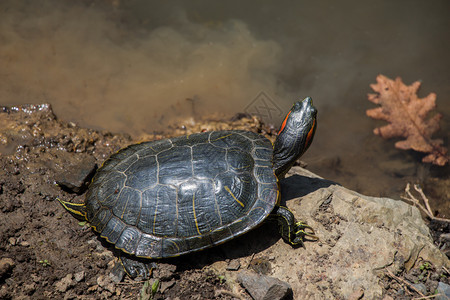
120,256,158,280
271,206,317,246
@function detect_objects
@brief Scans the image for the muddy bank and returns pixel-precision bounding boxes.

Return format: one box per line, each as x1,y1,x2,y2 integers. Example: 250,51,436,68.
0,104,272,299
0,104,448,299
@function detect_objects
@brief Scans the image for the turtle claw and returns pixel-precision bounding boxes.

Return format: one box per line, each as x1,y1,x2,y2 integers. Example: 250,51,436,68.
120,256,157,280
293,221,319,242
271,206,318,246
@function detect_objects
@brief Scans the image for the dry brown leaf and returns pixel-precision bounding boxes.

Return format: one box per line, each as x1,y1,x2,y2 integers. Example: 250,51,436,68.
366,74,448,166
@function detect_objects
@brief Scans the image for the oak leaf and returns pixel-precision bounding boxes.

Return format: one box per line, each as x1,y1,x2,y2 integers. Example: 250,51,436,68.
366,74,448,166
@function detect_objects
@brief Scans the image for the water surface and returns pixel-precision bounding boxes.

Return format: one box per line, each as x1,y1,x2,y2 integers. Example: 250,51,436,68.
1,0,449,214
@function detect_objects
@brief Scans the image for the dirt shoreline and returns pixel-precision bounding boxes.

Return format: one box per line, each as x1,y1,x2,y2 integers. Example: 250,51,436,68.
0,104,448,299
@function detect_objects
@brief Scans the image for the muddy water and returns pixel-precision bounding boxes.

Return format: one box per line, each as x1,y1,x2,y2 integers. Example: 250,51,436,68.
1,0,449,215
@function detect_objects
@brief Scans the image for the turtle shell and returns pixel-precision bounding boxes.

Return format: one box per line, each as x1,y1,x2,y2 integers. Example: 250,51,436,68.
85,130,278,258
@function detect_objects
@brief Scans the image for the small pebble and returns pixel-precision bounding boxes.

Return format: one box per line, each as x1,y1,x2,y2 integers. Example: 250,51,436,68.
411,283,427,294
87,285,98,293
160,279,176,293
31,274,41,283
109,262,125,283
74,271,85,282
153,263,176,280
0,258,15,280
54,274,74,293
97,275,115,293
348,288,364,300
23,282,36,295
237,271,292,300
226,259,241,271
20,241,30,247
436,282,450,300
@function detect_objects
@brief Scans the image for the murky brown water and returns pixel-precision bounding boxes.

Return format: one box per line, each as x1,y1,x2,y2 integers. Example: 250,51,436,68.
1,0,449,215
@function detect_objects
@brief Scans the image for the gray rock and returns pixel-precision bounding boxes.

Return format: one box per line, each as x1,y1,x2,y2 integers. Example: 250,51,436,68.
237,271,292,300
436,282,450,300
208,167,450,299
411,283,427,294
109,262,126,283
53,151,96,193
160,279,176,293
226,259,241,271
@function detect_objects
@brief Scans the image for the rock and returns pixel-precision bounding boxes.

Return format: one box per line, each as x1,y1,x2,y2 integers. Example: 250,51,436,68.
74,271,85,282
109,262,126,283
440,233,450,243
87,285,99,293
411,283,427,294
23,282,36,295
30,274,41,283
0,258,15,280
347,288,364,300
209,167,450,299
63,292,77,300
436,282,450,300
248,258,271,275
226,259,241,271
160,279,176,293
53,151,96,194
395,288,405,297
0,286,10,299
153,263,176,280
237,271,292,300
54,274,74,293
97,275,116,294
19,241,30,247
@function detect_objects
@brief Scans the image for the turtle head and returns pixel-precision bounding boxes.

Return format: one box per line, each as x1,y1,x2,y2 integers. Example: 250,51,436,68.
273,97,317,178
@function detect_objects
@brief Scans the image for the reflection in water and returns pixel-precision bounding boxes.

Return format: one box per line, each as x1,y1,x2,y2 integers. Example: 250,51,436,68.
0,0,449,214
0,0,284,133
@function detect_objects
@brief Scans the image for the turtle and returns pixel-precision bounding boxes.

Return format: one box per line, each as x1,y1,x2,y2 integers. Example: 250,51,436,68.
58,96,317,279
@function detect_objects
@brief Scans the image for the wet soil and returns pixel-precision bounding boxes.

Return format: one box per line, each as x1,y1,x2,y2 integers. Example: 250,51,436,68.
0,104,264,299
0,104,447,299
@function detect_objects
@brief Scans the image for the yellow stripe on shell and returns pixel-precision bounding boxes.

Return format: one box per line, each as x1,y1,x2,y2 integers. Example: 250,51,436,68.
224,186,245,208
192,192,202,235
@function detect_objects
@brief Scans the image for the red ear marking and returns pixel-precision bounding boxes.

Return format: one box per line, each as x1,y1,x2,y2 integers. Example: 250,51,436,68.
305,118,316,145
278,110,291,134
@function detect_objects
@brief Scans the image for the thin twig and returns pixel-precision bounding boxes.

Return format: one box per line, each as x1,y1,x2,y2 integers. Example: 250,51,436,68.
413,294,442,300
116,279,148,285
215,289,247,300
385,268,426,298
246,253,256,269
402,183,450,223
401,196,432,219
443,266,449,275
414,184,434,218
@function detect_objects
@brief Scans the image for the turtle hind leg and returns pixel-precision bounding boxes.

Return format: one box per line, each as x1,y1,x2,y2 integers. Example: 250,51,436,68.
271,206,318,246
120,256,158,280
57,198,87,221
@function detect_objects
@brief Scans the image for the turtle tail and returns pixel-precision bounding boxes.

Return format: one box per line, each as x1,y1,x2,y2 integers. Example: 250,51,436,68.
57,198,87,221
